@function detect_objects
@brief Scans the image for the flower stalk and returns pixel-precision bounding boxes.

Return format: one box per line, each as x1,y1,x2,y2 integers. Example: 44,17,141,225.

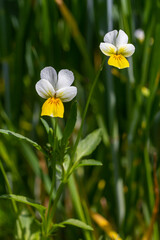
69,57,106,168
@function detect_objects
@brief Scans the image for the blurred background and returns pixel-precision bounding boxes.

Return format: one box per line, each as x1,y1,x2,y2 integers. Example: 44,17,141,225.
0,0,160,239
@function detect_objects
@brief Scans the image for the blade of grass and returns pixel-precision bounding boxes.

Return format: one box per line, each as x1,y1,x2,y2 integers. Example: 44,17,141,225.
0,141,21,180
54,0,94,78
142,153,159,240
0,160,23,234
11,0,32,123
68,175,92,240
20,142,51,194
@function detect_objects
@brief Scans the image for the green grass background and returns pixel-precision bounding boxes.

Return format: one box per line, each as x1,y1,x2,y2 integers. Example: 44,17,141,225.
0,0,160,239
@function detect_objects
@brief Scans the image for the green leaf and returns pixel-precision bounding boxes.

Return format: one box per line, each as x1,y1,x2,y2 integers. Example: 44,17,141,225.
48,127,54,146
0,129,42,151
0,194,46,212
62,102,77,144
76,159,102,168
48,223,66,235
76,129,102,161
61,218,93,231
70,159,102,175
63,154,71,173
40,118,50,134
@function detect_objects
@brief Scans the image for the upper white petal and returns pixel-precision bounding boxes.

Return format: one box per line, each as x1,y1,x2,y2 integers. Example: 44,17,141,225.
116,30,128,47
56,69,74,90
100,43,117,56
35,79,55,99
104,30,118,45
56,86,77,102
40,67,57,89
118,44,135,57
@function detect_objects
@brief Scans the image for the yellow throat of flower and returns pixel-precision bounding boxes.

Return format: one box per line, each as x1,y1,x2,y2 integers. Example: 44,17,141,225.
41,97,64,118
108,54,129,69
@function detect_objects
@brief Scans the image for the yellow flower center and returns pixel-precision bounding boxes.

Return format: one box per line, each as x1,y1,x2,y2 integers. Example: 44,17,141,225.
41,97,64,118
108,54,129,69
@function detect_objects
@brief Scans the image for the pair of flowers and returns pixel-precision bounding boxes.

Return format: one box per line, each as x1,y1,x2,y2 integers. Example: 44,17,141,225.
36,29,135,118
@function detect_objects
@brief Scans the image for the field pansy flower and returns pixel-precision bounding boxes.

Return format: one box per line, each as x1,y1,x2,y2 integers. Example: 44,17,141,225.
36,67,77,118
100,29,135,69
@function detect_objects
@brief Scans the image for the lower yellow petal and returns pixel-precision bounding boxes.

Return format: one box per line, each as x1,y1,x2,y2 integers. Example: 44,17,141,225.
108,54,129,69
41,97,64,118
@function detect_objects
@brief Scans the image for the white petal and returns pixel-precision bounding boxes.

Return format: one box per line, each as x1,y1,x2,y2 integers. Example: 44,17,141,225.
116,30,128,47
118,44,135,57
100,43,117,56
56,86,77,102
56,69,74,90
104,30,118,45
40,67,57,88
35,79,55,99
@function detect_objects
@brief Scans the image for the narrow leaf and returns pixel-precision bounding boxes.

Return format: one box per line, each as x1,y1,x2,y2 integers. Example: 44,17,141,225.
76,129,102,161
40,118,50,134
0,129,42,151
77,159,102,168
63,102,77,144
61,218,93,231
49,223,66,234
0,194,46,211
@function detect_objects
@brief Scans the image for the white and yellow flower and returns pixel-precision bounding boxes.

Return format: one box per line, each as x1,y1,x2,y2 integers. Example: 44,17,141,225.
100,29,135,69
36,67,77,118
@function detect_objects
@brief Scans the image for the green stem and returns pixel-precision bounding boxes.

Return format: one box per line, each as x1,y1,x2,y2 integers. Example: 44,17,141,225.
65,58,105,240
70,57,106,167
47,182,65,233
54,118,58,150
44,118,58,234
45,161,56,229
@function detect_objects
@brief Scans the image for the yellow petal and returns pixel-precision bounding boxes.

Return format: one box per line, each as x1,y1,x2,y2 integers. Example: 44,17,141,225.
41,97,64,118
108,54,129,69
